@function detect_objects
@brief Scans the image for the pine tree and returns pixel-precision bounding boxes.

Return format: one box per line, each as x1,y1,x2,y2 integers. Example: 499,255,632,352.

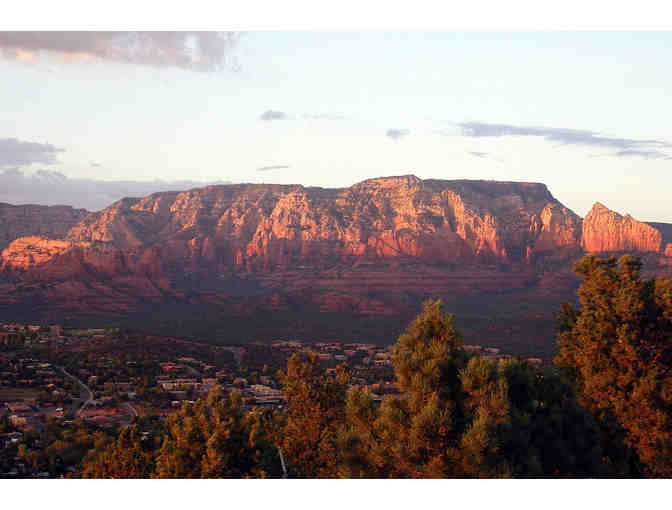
81,425,154,478
276,353,349,478
153,387,279,478
342,299,468,477
556,255,672,477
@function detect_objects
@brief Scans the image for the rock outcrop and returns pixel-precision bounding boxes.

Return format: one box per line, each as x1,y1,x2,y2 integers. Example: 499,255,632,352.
581,202,663,253
56,176,582,274
0,176,670,342
0,176,586,320
0,203,88,251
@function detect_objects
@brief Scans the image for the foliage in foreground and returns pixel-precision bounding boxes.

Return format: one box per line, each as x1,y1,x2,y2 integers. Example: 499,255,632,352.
556,255,672,477
82,389,280,478
80,256,671,477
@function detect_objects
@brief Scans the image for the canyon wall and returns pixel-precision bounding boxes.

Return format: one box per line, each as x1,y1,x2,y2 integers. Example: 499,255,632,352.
54,175,583,274
0,177,670,331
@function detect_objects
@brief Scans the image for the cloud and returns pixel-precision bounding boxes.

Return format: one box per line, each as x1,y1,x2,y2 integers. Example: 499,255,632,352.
257,165,291,172
614,150,672,160
0,169,232,211
458,121,672,158
0,32,239,72
90,162,102,167
260,110,288,121
0,138,65,167
260,111,349,122
302,113,348,121
34,169,67,181
386,129,410,140
0,168,23,177
468,151,489,159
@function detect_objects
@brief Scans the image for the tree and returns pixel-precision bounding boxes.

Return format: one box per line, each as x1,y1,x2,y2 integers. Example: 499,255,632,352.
154,387,278,478
339,298,635,478
340,300,469,478
457,356,512,477
81,426,153,478
556,255,672,477
276,353,349,478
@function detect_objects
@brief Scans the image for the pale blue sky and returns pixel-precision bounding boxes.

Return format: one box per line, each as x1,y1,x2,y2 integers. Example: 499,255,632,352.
1,32,672,220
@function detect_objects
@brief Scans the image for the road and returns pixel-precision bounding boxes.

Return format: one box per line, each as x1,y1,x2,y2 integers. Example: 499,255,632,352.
124,402,138,419
56,366,94,418
181,364,201,377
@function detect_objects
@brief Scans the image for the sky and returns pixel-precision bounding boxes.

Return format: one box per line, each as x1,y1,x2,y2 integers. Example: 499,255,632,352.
2,31,672,220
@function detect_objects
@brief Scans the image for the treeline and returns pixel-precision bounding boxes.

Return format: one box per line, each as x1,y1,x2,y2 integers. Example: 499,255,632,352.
81,255,672,478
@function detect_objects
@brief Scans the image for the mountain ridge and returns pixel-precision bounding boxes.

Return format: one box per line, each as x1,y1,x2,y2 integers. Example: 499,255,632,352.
0,175,670,353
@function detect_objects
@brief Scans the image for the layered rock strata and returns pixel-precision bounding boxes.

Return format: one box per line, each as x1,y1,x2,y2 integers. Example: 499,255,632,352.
0,203,88,251
0,176,670,324
581,202,663,253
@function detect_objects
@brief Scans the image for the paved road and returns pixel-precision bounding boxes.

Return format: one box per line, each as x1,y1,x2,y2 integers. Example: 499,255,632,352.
57,366,93,418
182,364,201,377
124,402,138,419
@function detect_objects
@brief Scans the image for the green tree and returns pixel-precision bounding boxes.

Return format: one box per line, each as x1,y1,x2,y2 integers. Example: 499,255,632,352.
81,426,154,478
276,353,349,478
340,300,469,478
458,356,512,477
340,299,635,478
556,255,672,477
154,387,278,478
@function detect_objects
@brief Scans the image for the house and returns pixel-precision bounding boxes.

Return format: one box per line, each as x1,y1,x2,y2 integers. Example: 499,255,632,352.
160,378,199,390
8,403,32,413
202,378,218,388
0,330,22,345
250,385,283,399
9,415,27,427
464,345,483,352
233,377,248,387
160,363,181,373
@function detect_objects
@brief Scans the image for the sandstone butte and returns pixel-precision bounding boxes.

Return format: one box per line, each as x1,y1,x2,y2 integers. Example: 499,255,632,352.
580,202,668,253
0,175,670,316
0,203,88,252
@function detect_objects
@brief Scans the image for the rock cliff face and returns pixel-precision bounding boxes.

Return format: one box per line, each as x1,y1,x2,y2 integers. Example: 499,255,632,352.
581,202,663,253
0,176,670,348
0,203,88,251
0,176,586,321
55,176,582,273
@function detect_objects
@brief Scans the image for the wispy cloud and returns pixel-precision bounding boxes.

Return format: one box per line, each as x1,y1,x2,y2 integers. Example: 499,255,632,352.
386,129,410,140
302,113,348,121
0,32,239,72
90,162,102,167
614,149,672,160
468,151,489,159
257,165,291,172
0,169,232,211
0,138,65,167
260,110,288,121
457,121,672,159
260,111,349,122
